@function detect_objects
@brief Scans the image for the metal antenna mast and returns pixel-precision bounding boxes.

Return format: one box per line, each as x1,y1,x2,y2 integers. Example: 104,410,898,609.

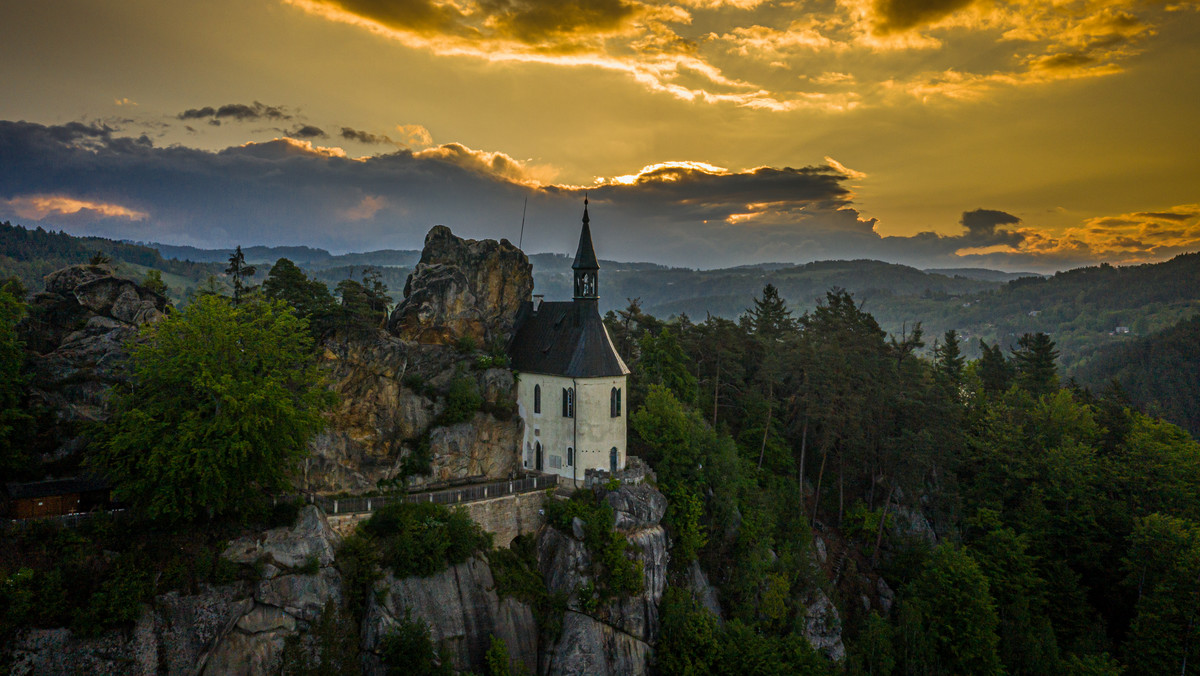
518,197,528,250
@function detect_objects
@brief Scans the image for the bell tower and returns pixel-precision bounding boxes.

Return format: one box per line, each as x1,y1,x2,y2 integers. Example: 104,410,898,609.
572,197,599,303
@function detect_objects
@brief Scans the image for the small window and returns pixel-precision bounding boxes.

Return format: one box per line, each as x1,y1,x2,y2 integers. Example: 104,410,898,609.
567,447,574,466
563,387,575,418
611,387,621,417
534,384,541,414
549,455,563,469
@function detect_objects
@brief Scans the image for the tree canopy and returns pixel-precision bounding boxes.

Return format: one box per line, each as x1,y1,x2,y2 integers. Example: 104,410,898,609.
92,295,332,522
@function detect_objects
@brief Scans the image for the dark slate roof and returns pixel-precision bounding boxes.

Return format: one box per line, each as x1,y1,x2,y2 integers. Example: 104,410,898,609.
509,301,630,377
5,476,109,500
572,210,599,270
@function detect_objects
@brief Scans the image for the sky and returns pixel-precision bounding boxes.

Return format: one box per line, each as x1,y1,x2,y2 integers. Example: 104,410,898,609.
0,0,1197,272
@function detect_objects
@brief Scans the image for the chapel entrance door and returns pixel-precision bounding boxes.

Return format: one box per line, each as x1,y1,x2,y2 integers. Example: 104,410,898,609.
536,443,543,471
610,448,618,474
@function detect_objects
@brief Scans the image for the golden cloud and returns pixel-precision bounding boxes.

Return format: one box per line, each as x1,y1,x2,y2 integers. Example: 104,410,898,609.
4,194,148,221
957,205,1200,264
413,142,558,184
285,0,1185,109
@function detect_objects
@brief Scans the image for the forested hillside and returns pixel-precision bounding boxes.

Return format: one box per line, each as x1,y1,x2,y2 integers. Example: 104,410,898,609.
1073,313,1200,437
611,285,1200,674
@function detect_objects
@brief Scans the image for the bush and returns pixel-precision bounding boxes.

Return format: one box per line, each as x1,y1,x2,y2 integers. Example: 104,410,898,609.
380,614,454,676
363,502,493,578
336,533,381,618
545,492,644,599
440,377,483,426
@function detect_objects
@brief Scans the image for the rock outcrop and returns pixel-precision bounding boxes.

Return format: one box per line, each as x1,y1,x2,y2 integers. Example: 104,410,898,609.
537,482,671,675
387,225,533,346
362,556,538,675
19,263,168,460
305,333,523,493
7,507,345,676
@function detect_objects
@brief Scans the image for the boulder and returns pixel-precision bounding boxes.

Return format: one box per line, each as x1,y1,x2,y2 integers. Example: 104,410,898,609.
223,505,342,572
801,588,846,662
602,483,667,532
387,225,533,346
684,559,723,621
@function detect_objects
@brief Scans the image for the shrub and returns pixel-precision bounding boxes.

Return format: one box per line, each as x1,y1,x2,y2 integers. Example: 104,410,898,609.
364,502,492,578
380,614,454,676
545,492,644,599
440,377,483,426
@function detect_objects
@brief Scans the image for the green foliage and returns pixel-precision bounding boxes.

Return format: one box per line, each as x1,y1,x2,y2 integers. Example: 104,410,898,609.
280,600,362,676
263,257,338,336
141,269,168,295
485,635,524,676
362,501,493,578
655,587,722,675
1013,331,1061,396
380,614,454,676
489,534,567,642
897,544,1003,676
0,282,30,474
544,491,644,599
335,268,391,335
665,486,708,570
92,294,332,523
225,245,258,304
440,376,483,426
637,328,698,405
335,533,382,618
1121,513,1200,674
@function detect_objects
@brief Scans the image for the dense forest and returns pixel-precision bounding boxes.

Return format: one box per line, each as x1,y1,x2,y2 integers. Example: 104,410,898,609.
606,285,1200,675
1074,314,1200,437
4,234,1200,673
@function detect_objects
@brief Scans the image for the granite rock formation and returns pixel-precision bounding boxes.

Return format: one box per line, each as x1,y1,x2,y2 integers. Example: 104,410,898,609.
387,225,533,346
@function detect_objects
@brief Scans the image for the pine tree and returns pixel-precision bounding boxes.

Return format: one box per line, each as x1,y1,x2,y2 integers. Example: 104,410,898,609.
225,245,257,305
977,340,1013,395
746,283,796,340
1012,332,1060,397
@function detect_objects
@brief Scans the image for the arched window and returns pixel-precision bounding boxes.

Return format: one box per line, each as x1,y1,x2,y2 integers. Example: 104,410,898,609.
562,387,575,418
533,384,541,414
567,447,574,466
611,387,621,417
610,447,619,474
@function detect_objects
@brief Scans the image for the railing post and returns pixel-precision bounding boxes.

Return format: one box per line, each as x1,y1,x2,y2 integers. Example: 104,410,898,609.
334,499,339,514
367,498,372,511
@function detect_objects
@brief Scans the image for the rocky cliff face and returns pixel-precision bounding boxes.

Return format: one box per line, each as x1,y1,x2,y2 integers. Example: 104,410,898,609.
7,506,345,676
305,333,522,493
362,556,539,675
18,263,168,461
387,225,533,346
537,482,671,676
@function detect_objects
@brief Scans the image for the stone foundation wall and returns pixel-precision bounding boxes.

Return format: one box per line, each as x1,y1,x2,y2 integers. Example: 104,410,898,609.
326,490,547,547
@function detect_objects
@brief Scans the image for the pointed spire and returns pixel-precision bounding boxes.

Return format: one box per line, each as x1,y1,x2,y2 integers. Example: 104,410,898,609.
572,196,598,271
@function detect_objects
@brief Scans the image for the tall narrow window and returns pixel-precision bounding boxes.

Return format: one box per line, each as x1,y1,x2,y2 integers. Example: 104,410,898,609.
611,387,621,417
562,387,574,418
533,384,541,414
567,447,574,466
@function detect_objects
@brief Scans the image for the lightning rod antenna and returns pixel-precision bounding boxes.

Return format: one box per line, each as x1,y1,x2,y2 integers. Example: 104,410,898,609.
518,197,528,250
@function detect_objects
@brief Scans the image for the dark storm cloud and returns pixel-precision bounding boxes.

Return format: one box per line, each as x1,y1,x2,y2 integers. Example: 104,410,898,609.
4,120,1179,271
341,127,395,144
872,0,977,33
177,102,292,122
289,125,328,139
961,208,1021,235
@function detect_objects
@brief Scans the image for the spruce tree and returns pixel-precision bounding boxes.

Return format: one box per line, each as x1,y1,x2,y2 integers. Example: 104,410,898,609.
1012,332,1060,397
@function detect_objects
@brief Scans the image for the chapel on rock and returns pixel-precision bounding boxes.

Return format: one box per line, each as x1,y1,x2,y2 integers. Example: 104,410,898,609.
508,200,630,482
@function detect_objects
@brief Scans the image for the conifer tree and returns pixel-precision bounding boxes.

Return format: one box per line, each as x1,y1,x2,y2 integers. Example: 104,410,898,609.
225,245,257,305
1012,332,1060,397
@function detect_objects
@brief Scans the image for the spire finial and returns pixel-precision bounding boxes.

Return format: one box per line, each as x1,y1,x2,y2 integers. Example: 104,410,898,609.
583,194,589,224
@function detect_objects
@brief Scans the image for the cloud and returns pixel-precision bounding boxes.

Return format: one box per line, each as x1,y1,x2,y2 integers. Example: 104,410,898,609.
289,124,328,139
177,102,292,123
341,127,395,144
114,97,138,107
395,124,434,148
1,120,1196,271
871,0,977,34
3,194,148,221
